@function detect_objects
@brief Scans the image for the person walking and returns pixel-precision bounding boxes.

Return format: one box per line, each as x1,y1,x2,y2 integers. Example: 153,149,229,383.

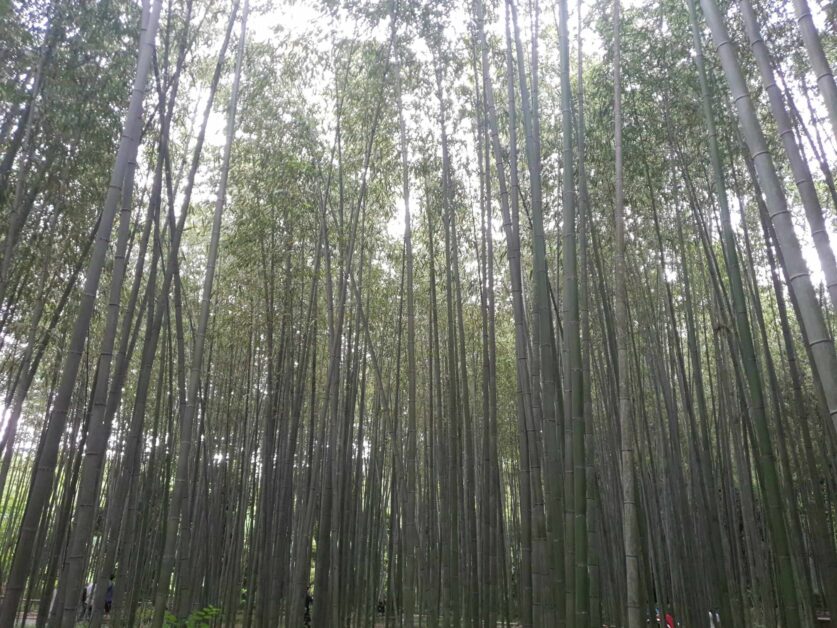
104,574,115,616
304,585,313,626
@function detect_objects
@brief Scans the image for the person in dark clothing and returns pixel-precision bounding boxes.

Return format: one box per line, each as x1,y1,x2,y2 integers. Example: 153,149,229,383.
104,574,115,615
79,585,88,621
304,586,313,626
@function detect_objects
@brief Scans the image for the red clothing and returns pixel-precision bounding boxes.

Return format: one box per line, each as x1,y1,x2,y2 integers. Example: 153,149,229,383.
665,612,675,628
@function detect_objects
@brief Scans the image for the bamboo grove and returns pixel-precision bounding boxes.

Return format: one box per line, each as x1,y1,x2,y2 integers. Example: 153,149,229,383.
0,0,835,625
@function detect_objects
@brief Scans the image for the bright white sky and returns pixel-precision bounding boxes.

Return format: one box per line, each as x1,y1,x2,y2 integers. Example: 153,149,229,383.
197,0,835,288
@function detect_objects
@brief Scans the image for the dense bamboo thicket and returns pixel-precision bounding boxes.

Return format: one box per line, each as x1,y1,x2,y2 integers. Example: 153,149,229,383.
0,0,835,625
